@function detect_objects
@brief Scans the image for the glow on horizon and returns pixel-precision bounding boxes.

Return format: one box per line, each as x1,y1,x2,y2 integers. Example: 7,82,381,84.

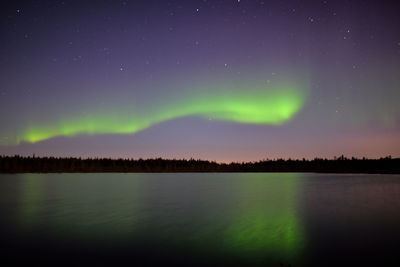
14,81,306,144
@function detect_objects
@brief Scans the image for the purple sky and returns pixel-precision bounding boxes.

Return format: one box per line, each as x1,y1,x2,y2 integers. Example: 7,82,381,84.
0,0,399,161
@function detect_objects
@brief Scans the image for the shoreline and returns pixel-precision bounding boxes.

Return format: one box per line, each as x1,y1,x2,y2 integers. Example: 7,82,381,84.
1,155,399,174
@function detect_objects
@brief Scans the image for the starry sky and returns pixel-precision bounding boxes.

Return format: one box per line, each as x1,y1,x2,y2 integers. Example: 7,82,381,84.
0,0,399,162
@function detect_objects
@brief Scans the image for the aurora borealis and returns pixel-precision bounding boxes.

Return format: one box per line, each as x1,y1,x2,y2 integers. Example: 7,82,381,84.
1,0,399,160
17,80,306,144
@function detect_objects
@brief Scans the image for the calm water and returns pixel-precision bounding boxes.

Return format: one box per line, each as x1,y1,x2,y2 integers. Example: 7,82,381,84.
0,173,399,266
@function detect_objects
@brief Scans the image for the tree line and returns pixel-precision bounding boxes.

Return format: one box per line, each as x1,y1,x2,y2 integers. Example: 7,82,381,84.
0,155,398,173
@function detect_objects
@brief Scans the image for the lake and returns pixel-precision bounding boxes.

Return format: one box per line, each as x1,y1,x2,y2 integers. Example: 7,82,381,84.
0,173,399,266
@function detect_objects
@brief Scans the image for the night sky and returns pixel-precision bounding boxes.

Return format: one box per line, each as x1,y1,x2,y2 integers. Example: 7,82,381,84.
1,0,399,162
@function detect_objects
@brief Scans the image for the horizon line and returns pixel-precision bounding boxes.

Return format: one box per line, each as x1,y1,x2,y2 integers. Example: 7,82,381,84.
1,154,397,164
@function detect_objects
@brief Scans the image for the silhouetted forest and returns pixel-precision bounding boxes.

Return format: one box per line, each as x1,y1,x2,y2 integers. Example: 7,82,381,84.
0,155,399,173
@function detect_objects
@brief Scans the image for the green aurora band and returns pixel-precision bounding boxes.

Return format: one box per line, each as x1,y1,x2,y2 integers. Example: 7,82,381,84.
15,80,306,144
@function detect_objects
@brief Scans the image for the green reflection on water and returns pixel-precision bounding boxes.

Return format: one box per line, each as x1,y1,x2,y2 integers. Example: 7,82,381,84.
18,174,142,241
221,173,305,263
19,174,45,230
16,173,306,265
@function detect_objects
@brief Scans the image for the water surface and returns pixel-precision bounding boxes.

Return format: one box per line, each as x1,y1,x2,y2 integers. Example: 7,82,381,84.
0,173,399,266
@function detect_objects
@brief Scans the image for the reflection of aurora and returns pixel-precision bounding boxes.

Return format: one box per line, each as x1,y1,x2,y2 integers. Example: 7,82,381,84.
221,173,305,263
16,173,306,265
19,174,45,230
14,80,306,144
18,174,142,241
